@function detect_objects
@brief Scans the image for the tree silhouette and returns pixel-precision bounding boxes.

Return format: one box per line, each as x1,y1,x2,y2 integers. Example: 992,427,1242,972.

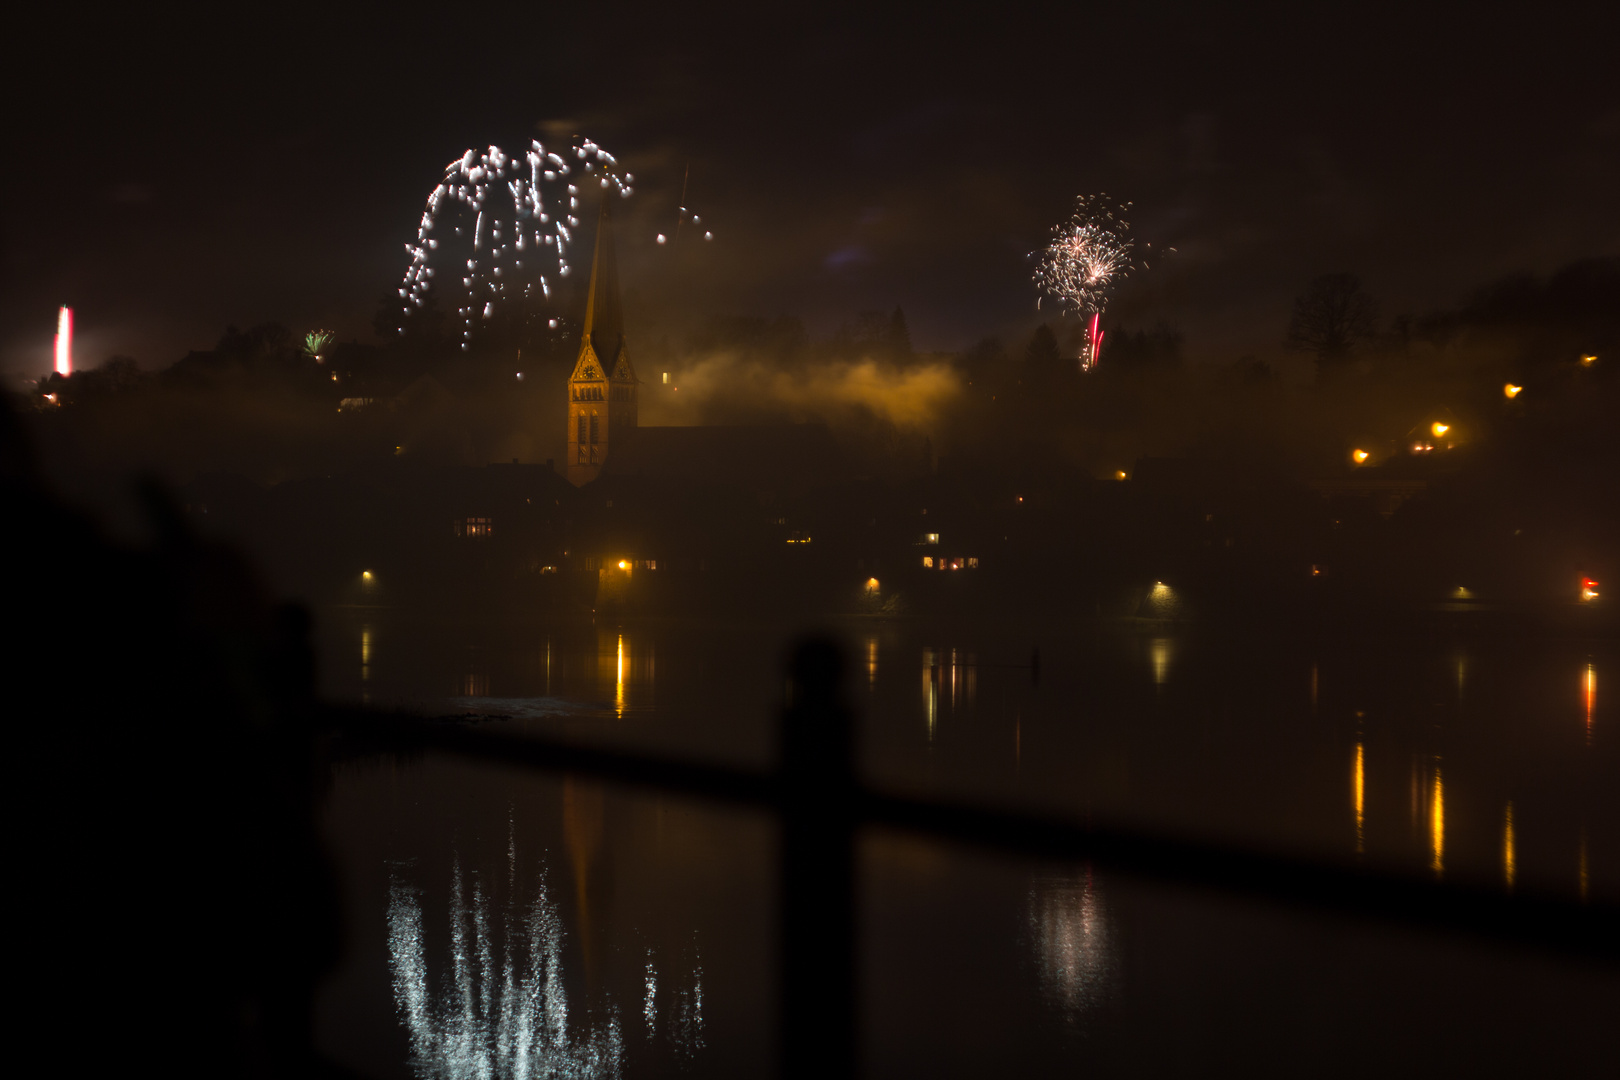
1285,273,1378,368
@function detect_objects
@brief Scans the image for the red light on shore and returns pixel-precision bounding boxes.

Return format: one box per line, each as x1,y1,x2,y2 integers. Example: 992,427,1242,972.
1580,577,1599,602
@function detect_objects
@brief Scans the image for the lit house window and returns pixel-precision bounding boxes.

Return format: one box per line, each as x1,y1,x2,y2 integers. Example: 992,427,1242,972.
455,517,493,537
921,532,940,545
922,556,934,568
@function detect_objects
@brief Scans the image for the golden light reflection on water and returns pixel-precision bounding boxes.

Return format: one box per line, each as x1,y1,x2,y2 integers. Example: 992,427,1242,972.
361,625,373,704
616,634,625,718
1430,766,1445,877
1503,803,1516,891
919,648,976,736
1353,743,1365,854
922,648,938,739
1150,638,1172,686
866,636,878,690
1585,663,1596,744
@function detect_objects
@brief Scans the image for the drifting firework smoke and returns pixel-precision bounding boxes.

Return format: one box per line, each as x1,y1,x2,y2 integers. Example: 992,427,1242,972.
1033,195,1135,371
398,140,633,349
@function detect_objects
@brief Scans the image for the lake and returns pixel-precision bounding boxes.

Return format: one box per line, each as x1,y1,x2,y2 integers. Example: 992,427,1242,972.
311,611,1618,1077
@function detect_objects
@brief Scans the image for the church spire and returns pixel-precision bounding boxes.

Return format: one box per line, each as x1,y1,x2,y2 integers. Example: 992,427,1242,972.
565,193,637,488
581,195,624,366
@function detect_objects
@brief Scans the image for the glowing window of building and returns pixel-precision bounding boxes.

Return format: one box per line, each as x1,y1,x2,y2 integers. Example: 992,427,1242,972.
456,517,493,538
577,415,587,444
590,413,600,443
923,532,940,545
967,557,979,568
922,556,934,568
950,558,963,570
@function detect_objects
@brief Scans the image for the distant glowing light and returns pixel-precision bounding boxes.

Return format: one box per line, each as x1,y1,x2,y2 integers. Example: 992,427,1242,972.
618,559,630,570
656,233,667,244
362,570,374,580
1580,577,1599,602
1430,421,1450,437
1114,470,1128,481
1580,354,1597,367
1503,383,1522,399
865,577,880,592
53,306,72,376
1351,448,1370,465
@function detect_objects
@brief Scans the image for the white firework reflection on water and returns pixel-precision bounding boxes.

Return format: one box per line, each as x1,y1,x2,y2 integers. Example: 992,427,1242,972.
387,860,624,1079
1028,869,1116,1020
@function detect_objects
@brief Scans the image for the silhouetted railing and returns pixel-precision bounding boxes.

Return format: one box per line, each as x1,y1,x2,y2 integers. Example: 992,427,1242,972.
334,638,1618,1079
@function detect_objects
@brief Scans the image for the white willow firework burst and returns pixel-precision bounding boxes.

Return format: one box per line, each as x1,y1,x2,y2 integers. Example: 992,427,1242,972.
398,139,632,349
1032,195,1135,316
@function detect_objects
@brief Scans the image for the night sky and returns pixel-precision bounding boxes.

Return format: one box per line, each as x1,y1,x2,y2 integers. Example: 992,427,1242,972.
7,2,1617,376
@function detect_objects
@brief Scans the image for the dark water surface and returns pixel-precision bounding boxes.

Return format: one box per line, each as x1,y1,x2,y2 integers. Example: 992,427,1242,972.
313,612,1619,1077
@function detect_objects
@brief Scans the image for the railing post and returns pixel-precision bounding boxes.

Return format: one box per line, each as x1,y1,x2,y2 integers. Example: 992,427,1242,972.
779,637,856,1078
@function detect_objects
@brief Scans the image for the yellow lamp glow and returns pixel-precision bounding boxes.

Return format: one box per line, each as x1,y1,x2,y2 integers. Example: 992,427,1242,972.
618,560,630,570
1580,354,1597,367
865,577,880,592
1114,470,1128,481
1431,421,1450,437
1503,383,1522,399
1351,448,1370,465
362,571,373,580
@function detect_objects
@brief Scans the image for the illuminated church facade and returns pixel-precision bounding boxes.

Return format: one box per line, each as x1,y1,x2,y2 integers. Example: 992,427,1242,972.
566,200,638,487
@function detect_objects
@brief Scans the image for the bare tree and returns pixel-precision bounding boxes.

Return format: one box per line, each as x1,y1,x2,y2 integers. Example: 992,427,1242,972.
1285,273,1378,368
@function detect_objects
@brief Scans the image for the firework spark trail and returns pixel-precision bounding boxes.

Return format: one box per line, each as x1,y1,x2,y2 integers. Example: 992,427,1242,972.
398,139,634,349
1032,195,1136,371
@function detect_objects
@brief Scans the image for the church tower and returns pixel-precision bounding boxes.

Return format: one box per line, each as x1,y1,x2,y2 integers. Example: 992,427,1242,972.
566,197,638,486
